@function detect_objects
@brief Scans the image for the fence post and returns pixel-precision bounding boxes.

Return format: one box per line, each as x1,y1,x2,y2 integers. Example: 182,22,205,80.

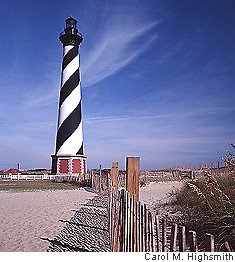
170,223,178,252
111,162,119,189
126,157,140,201
205,233,215,252
188,230,198,252
178,226,186,252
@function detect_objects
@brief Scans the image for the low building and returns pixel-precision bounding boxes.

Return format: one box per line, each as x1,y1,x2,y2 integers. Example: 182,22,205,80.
4,168,20,176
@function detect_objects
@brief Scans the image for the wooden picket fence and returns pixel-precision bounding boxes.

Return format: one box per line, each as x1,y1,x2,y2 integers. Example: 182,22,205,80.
54,173,92,187
109,186,226,252
107,157,233,252
53,157,232,252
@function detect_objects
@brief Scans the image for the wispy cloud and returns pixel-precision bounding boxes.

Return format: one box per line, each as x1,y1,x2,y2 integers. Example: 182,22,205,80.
81,9,159,87
24,88,58,108
155,42,183,64
84,106,235,123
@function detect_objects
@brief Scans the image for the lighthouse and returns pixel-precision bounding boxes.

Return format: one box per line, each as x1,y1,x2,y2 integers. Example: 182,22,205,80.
51,17,87,175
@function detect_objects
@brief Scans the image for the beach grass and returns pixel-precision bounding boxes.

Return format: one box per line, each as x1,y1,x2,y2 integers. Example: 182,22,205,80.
170,171,235,251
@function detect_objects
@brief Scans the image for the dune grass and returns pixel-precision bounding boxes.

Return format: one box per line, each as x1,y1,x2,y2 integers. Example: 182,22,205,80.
171,171,235,251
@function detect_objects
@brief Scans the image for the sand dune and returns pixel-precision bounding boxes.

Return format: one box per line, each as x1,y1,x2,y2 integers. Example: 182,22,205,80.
0,189,96,252
140,181,184,210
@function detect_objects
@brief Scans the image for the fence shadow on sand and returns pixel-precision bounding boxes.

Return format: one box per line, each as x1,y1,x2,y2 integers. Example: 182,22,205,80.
42,193,110,252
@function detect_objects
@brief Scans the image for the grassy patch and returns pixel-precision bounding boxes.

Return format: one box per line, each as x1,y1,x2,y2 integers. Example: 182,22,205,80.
0,180,80,192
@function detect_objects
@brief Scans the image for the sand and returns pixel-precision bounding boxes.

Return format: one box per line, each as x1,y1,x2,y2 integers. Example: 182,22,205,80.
0,181,184,252
0,188,96,252
139,181,184,210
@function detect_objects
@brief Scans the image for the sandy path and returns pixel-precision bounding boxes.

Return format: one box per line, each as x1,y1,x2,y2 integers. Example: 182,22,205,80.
139,181,184,210
0,188,96,252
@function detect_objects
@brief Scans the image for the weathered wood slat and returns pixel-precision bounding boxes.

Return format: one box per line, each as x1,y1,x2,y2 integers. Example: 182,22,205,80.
128,196,133,251
188,230,198,252
224,241,232,252
148,211,154,252
132,195,137,252
136,200,140,252
154,215,161,252
170,223,178,252
205,233,215,252
178,225,186,252
140,203,144,252
124,190,129,252
119,189,125,252
112,189,120,252
143,203,148,251
162,218,167,252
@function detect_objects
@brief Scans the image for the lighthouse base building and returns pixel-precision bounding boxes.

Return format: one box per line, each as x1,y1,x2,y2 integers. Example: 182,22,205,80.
51,17,87,176
51,155,87,175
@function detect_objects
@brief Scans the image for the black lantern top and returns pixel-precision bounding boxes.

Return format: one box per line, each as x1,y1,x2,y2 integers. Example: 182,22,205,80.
59,16,83,47
65,17,77,29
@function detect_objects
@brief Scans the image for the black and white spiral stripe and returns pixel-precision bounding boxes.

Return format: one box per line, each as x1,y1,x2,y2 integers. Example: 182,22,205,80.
56,45,84,155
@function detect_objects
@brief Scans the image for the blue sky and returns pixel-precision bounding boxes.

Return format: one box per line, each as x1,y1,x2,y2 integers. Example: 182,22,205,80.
0,0,234,170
